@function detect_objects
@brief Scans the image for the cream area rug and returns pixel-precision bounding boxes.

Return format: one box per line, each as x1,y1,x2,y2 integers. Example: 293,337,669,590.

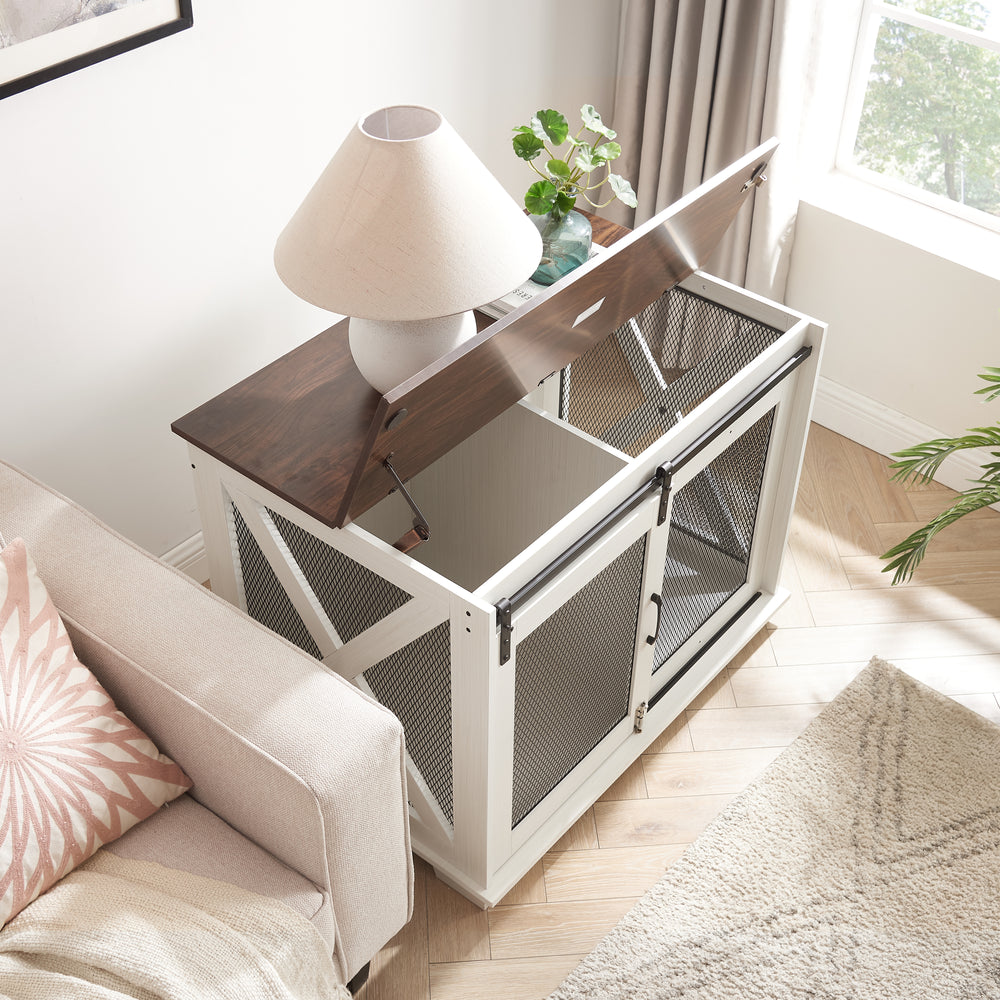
550,657,1000,999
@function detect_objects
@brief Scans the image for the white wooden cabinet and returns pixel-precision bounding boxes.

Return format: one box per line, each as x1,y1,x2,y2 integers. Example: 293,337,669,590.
174,141,825,906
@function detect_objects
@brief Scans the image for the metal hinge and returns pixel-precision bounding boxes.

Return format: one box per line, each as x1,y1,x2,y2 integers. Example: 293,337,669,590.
656,463,674,526
634,701,648,733
497,598,513,665
742,161,768,192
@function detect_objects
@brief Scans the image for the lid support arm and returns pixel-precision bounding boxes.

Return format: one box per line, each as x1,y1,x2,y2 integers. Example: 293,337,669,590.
384,457,431,553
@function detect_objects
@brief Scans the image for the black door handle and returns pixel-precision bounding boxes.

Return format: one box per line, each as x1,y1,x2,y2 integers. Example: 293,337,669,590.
646,592,663,645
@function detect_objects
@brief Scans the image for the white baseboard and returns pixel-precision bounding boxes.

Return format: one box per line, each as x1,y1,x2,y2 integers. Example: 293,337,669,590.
812,375,989,497
161,530,209,583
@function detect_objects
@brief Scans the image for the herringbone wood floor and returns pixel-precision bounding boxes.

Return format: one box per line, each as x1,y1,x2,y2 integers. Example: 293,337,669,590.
364,423,1000,1000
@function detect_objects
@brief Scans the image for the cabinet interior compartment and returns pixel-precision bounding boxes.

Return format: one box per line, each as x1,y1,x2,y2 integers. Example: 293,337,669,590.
355,402,628,592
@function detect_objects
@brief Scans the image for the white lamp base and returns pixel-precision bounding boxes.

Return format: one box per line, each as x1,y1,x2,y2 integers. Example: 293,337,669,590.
348,311,478,394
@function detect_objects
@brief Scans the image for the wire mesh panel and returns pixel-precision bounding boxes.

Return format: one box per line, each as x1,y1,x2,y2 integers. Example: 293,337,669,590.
231,503,323,659
511,535,646,829
363,621,454,825
652,407,776,673
268,508,411,643
560,286,783,457
231,502,413,650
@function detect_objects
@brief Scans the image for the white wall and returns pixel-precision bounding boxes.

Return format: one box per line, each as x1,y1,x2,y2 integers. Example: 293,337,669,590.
1,0,622,569
785,184,1000,490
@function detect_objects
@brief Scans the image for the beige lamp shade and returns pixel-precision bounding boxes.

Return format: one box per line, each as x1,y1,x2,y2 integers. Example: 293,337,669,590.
274,105,542,322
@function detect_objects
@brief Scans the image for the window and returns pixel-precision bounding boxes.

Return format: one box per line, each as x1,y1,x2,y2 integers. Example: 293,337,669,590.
838,0,1000,231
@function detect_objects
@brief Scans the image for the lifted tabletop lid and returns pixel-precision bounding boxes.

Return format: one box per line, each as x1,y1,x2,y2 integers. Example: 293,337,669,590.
172,139,777,531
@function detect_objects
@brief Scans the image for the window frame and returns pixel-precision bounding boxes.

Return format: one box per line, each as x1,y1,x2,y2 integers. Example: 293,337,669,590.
836,0,1000,234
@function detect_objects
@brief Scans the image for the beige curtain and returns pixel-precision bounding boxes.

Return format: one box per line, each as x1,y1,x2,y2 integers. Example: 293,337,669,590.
608,0,864,299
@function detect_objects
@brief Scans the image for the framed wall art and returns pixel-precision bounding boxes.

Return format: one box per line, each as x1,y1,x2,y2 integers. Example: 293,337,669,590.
0,0,193,100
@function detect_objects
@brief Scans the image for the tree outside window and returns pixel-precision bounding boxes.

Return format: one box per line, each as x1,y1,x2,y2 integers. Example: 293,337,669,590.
840,0,1000,226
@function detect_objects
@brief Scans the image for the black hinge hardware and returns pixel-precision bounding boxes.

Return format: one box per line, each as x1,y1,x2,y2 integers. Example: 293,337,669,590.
656,463,674,526
496,598,513,666
384,408,409,431
742,161,768,192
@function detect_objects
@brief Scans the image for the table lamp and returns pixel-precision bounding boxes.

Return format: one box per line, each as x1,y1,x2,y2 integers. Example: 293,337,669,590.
274,105,542,394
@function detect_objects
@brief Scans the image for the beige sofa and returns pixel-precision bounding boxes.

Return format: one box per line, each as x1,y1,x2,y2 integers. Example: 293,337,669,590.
0,459,413,993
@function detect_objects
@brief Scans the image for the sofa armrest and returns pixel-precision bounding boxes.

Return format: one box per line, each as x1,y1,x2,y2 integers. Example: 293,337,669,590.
0,460,413,981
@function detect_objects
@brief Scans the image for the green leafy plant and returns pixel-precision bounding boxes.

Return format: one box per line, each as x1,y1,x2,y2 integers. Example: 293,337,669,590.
512,105,637,219
881,366,1000,584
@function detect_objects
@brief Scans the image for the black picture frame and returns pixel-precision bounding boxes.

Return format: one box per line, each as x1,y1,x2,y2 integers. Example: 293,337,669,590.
0,0,193,100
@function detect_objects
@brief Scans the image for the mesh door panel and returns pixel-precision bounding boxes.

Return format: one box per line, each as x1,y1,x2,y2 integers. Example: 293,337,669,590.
560,286,782,457
511,535,646,829
653,407,775,671
232,504,323,659
363,622,454,825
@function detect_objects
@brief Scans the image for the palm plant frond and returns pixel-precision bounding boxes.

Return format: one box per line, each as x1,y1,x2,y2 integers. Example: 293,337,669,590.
881,482,1000,585
888,426,1000,485
881,366,1000,585
974,366,1000,402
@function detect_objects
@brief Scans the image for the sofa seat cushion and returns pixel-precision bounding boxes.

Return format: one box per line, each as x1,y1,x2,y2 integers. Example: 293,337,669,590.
107,793,326,926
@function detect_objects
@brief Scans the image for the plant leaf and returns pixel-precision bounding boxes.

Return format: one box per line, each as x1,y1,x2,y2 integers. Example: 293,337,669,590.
535,109,569,145
555,191,576,217
524,179,558,215
574,145,601,172
546,158,572,181
608,173,638,208
594,141,622,161
977,458,1000,481
880,481,1000,584
975,366,1000,401
512,132,545,161
580,104,616,139
889,425,1000,485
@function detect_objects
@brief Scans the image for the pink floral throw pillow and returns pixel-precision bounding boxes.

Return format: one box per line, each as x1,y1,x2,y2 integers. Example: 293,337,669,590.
0,537,192,926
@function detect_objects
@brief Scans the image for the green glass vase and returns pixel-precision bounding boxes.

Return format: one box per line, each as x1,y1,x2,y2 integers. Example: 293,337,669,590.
530,209,593,286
